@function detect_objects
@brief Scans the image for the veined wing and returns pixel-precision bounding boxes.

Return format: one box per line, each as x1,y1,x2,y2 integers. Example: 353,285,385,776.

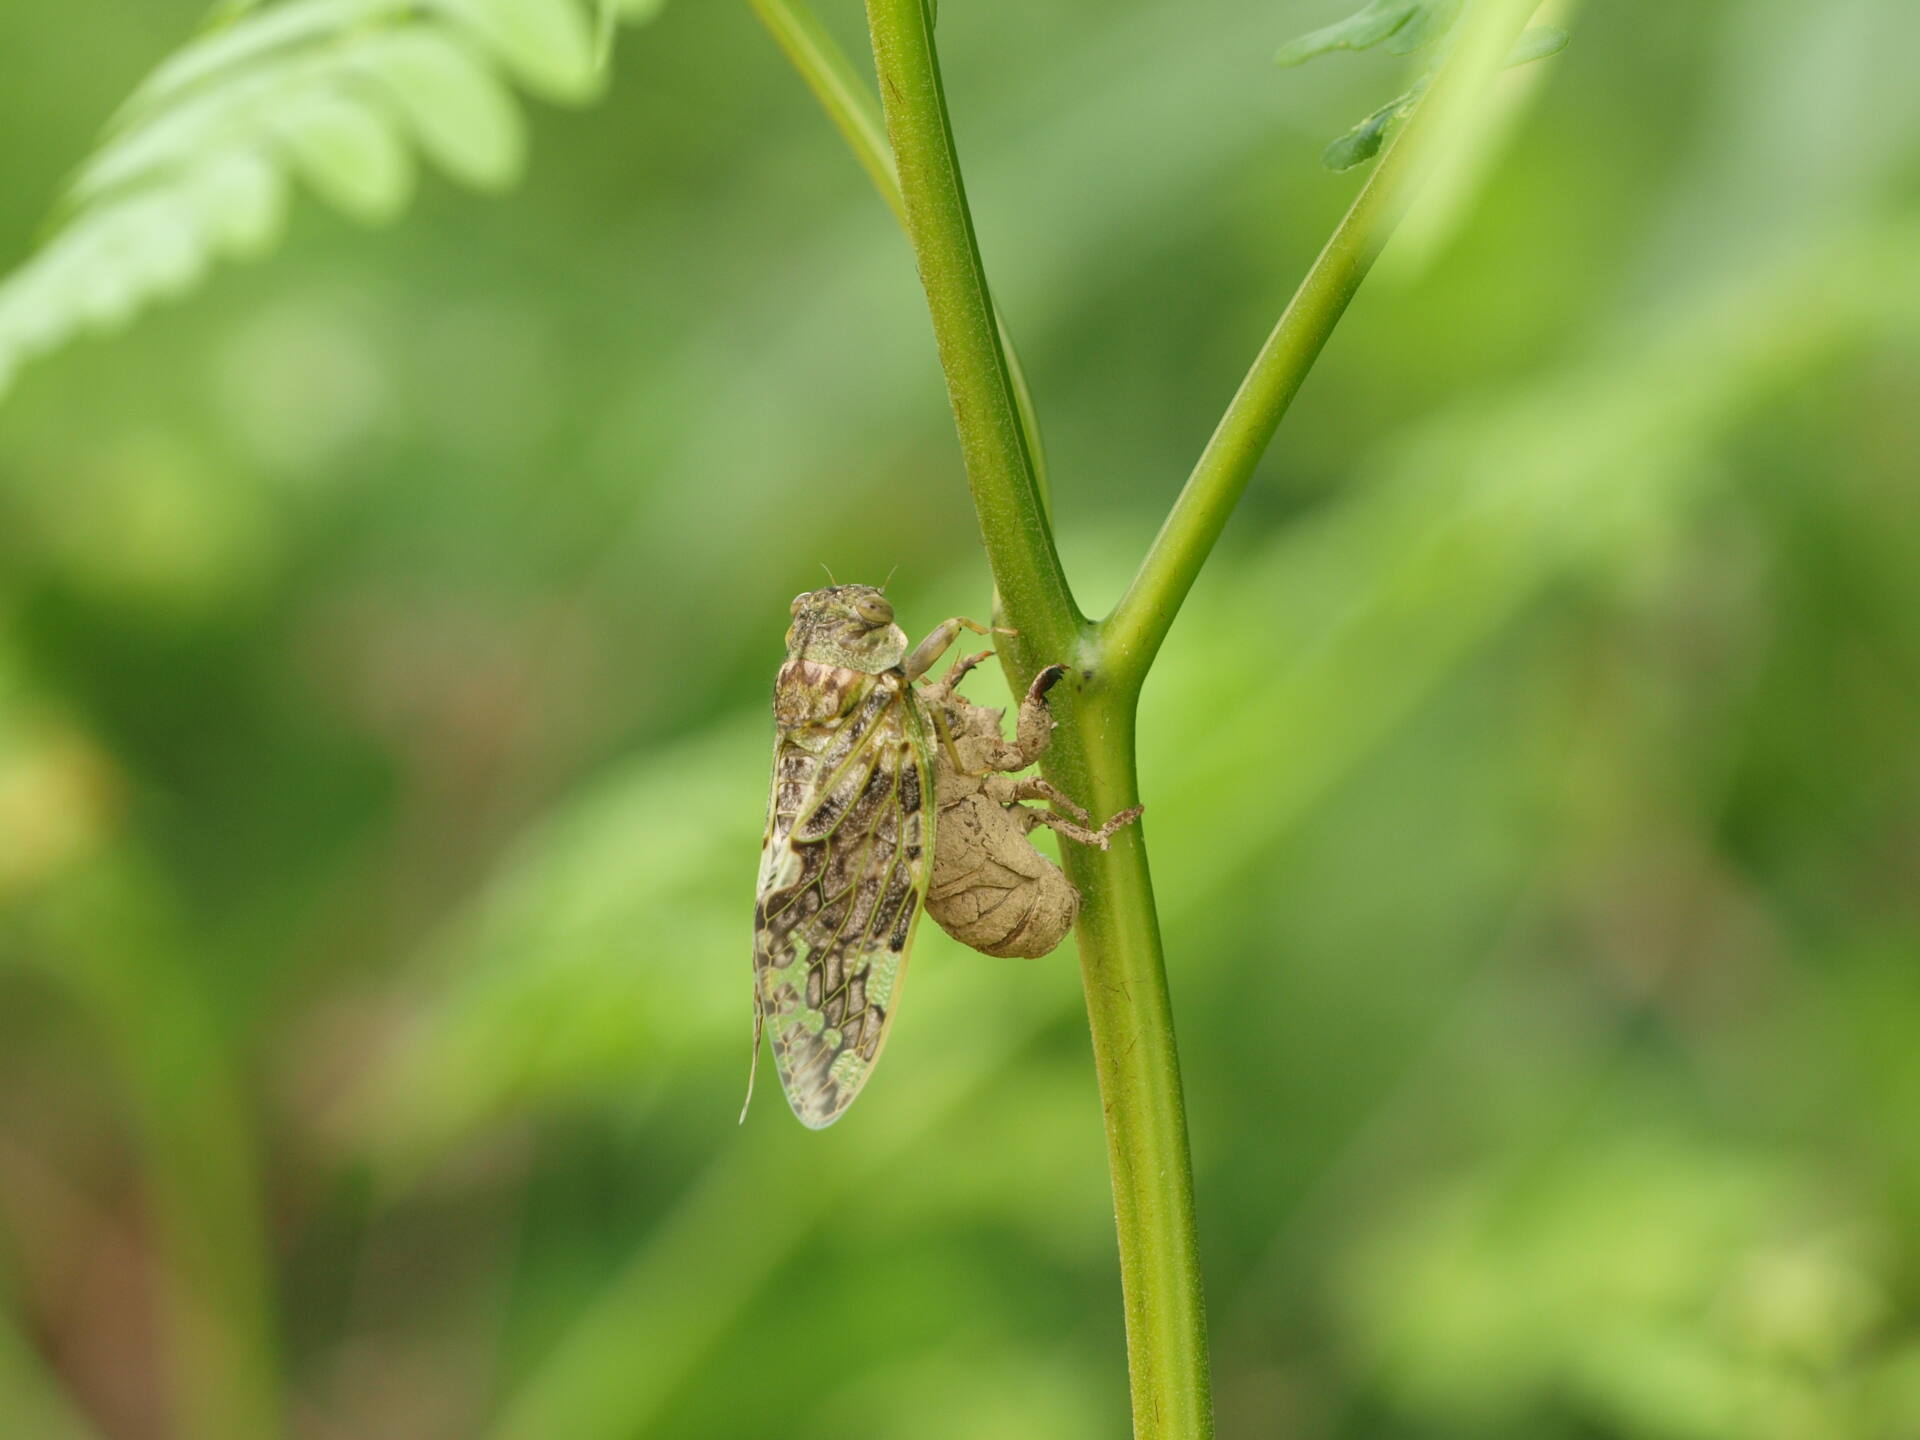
752,666,932,1128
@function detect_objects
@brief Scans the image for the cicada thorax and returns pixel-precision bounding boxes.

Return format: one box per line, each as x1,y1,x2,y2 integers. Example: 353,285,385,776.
772,658,871,729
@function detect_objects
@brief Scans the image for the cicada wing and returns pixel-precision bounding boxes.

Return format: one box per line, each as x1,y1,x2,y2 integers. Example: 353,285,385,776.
752,678,933,1128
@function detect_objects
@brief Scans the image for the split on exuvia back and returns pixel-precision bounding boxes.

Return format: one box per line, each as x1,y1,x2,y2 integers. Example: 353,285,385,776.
747,584,1143,1129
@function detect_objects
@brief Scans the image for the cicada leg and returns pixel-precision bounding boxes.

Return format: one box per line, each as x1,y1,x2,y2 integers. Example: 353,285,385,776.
936,647,998,694
904,616,1016,681
1020,802,1144,851
986,773,1091,823
1010,664,1067,765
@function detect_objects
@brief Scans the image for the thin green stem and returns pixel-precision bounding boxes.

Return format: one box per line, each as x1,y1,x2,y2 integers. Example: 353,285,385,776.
863,3,1210,1436
29,861,282,1440
846,3,1547,1436
1102,0,1542,688
748,0,1053,508
748,0,905,227
1052,693,1212,1440
863,0,1077,662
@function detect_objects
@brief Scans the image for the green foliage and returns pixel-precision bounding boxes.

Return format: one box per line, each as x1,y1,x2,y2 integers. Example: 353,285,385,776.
3,1,1919,1438
1272,0,1462,67
327,218,1920,1438
0,0,668,401
1278,0,1569,171
1505,22,1571,67
1342,1129,1902,1437
1321,79,1429,172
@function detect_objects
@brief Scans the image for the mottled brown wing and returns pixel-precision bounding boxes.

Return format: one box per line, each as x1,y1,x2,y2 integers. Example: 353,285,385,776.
752,667,932,1128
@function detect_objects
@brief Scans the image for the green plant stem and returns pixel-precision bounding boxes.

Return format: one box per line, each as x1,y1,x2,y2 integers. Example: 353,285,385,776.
747,0,1053,508
852,3,1545,1435
1053,694,1212,1440
1102,0,1542,688
748,0,905,227
864,3,1210,1436
29,861,281,1440
862,0,1076,661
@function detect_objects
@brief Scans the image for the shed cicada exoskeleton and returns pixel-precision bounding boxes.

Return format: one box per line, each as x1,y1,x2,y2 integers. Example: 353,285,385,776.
746,584,1141,1128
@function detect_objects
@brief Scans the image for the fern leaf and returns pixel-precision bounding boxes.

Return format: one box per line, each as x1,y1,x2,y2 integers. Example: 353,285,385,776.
441,0,600,103
1276,0,1571,174
1274,0,1418,67
0,0,667,403
280,91,419,224
363,31,528,192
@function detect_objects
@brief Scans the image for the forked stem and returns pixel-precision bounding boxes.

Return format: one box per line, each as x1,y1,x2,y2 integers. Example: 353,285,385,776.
1103,0,1544,686
862,3,1209,1436
860,0,1078,665
779,1,1552,1436
746,0,1055,508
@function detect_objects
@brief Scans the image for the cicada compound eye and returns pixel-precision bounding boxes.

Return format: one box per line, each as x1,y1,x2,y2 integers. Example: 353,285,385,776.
851,592,895,627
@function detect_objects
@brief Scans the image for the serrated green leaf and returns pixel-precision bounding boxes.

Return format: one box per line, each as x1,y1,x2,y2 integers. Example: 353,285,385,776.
1323,96,1398,172
0,256,80,358
31,222,108,328
0,0,668,403
184,150,288,258
1383,0,1459,54
438,0,600,104
113,0,398,131
1507,25,1570,68
1306,12,1570,176
76,52,339,204
1275,0,1420,68
353,30,527,191
1322,79,1427,172
0,289,64,361
121,198,209,299
595,0,668,56
73,251,143,333
277,93,415,223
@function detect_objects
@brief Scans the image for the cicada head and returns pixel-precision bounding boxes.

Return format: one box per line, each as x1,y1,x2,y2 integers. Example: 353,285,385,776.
785,585,909,673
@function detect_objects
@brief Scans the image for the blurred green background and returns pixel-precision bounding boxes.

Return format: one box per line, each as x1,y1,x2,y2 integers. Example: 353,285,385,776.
3,1,1919,1437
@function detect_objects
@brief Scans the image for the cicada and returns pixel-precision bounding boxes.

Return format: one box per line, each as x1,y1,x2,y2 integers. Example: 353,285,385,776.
747,584,1141,1128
